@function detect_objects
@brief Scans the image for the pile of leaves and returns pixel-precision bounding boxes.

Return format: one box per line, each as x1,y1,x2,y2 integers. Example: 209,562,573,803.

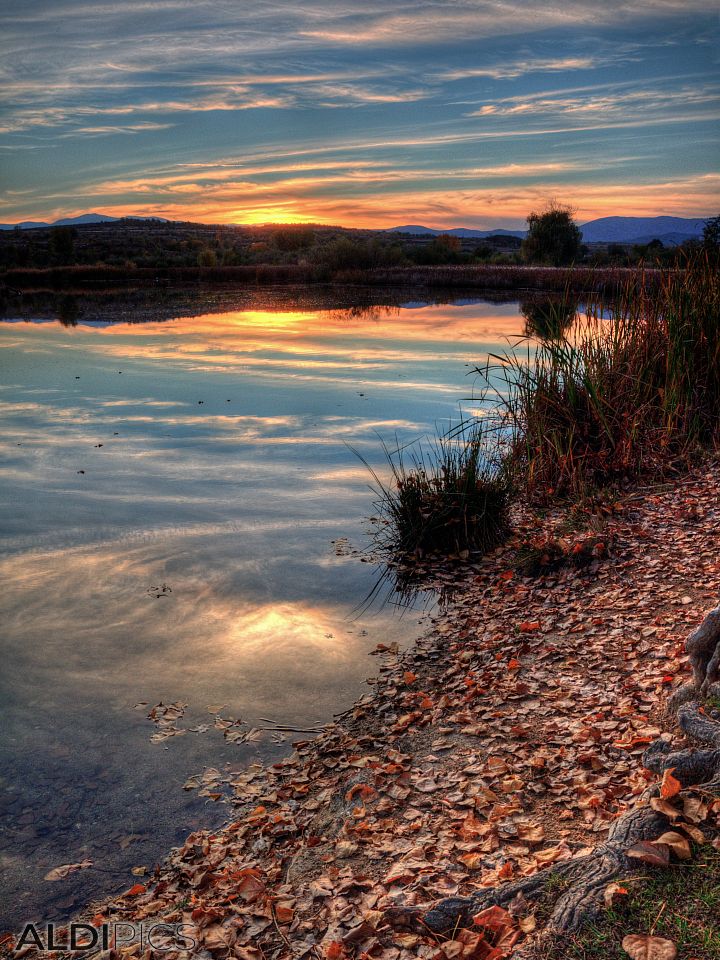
513,532,612,577
7,465,720,960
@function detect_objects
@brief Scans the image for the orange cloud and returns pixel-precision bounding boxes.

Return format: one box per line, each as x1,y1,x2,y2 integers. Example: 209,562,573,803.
62,173,718,228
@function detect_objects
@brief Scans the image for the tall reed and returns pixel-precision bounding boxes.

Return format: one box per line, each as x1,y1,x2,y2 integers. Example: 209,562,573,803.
489,253,720,499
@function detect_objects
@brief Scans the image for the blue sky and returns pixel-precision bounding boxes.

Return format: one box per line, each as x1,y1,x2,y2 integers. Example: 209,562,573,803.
1,0,718,227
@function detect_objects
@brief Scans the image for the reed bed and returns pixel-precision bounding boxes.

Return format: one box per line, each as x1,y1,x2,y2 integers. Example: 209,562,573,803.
371,255,718,561
3,262,662,295
490,254,720,499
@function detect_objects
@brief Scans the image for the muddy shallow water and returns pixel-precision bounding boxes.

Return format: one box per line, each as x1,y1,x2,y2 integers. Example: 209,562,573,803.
0,289,527,929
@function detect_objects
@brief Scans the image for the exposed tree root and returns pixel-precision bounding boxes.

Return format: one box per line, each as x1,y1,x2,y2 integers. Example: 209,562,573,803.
384,606,720,947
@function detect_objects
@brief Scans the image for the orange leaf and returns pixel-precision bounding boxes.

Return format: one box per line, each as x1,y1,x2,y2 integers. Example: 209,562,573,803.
660,768,682,800
613,735,654,750
518,621,540,633
325,943,347,960
403,672,417,685
274,904,294,924
126,884,146,897
472,904,513,933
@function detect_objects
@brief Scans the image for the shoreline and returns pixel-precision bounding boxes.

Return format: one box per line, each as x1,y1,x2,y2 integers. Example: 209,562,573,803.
12,461,719,958
1,263,663,297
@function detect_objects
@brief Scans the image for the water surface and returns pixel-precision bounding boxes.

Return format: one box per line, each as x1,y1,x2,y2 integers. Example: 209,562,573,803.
0,290,526,928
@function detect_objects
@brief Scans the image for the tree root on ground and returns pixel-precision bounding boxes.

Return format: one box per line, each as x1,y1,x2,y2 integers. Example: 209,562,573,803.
384,606,720,945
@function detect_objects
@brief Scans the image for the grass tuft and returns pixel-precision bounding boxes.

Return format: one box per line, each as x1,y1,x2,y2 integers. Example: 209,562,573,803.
535,846,720,959
363,423,510,560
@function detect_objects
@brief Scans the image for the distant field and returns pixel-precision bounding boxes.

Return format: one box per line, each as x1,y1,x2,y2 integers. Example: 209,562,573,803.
0,218,683,286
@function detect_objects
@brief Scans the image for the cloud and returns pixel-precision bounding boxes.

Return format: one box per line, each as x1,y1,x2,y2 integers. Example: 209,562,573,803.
1,0,716,225
468,84,720,119
61,122,175,137
438,57,602,81
44,172,718,229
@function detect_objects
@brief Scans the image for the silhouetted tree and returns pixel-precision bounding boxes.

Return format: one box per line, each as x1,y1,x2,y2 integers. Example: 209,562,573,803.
48,226,77,265
703,215,720,251
521,202,581,266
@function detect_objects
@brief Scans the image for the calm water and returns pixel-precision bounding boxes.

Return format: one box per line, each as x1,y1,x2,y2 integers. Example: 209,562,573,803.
0,289,526,929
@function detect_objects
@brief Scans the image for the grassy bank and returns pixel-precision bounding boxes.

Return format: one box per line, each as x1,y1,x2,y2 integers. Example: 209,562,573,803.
495,255,720,500
374,256,719,562
537,845,720,959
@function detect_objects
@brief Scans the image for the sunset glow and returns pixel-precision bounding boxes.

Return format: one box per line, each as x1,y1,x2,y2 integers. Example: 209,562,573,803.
1,1,718,227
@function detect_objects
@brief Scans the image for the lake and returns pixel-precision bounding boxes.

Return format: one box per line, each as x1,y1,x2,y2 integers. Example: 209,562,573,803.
0,287,528,929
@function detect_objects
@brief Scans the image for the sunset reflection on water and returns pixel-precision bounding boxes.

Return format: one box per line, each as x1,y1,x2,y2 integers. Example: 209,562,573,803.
0,293,525,927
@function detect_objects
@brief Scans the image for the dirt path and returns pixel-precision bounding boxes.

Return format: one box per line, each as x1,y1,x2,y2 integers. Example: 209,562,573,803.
18,464,720,959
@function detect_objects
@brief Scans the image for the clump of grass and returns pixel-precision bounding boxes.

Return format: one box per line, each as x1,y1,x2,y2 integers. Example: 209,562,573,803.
364,423,510,560
490,253,720,500
534,845,720,959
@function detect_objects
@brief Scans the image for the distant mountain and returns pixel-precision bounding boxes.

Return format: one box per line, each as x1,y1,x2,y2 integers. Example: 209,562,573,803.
387,224,439,235
0,220,51,230
0,213,168,230
387,217,710,244
578,216,708,244
387,225,526,239
55,213,120,226
620,231,703,247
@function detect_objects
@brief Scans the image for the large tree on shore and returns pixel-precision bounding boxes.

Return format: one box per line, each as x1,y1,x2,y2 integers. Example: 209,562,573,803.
522,202,582,267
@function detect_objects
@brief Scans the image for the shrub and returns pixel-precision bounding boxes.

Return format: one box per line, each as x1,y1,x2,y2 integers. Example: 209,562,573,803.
363,424,510,559
197,247,217,267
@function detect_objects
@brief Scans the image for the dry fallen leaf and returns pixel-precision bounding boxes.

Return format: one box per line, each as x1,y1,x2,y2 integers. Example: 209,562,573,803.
656,831,691,860
660,768,682,800
626,841,670,867
604,881,629,907
44,859,93,881
649,797,681,821
621,933,677,960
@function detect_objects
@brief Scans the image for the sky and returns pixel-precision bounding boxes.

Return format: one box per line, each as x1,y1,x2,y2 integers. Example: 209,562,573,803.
1,0,718,228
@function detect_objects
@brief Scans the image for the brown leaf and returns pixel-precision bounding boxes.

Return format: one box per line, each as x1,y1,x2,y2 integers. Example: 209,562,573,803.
682,796,708,823
626,841,670,867
235,867,265,902
649,797,681,821
656,831,691,860
472,904,514,933
44,859,93,881
621,933,677,959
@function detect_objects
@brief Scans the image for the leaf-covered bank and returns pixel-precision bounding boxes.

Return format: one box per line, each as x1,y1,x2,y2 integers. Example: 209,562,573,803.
6,462,719,959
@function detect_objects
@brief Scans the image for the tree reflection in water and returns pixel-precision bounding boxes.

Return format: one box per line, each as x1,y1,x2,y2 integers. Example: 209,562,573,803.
520,294,578,340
